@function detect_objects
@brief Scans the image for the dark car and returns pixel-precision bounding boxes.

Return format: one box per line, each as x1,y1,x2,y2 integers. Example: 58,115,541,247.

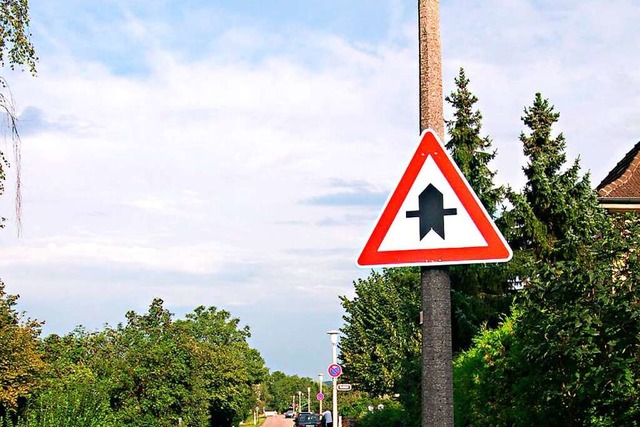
294,412,322,427
284,409,295,419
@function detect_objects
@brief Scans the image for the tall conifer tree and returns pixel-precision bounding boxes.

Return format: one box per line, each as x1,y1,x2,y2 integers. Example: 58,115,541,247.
453,95,635,425
445,68,503,216
445,68,510,352
503,93,604,261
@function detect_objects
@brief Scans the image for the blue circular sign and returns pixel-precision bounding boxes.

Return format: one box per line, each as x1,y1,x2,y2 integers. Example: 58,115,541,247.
327,363,342,378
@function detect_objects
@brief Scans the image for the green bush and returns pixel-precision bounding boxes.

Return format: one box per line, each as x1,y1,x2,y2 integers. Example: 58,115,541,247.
355,402,405,427
453,315,523,426
15,367,115,427
454,216,640,426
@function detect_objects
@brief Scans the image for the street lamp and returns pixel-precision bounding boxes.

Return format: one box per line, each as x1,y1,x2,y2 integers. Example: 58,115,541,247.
318,373,324,414
328,330,339,426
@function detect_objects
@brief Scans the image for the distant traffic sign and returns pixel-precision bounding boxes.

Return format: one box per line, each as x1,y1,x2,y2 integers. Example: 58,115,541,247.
317,392,324,401
327,363,342,378
336,383,352,391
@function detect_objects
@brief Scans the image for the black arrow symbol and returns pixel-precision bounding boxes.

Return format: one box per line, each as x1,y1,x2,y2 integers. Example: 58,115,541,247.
406,184,457,240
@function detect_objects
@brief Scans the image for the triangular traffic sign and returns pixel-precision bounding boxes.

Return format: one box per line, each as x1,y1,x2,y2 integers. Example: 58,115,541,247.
357,129,512,267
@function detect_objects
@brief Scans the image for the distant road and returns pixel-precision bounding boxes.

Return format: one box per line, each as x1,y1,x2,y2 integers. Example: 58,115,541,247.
262,414,293,427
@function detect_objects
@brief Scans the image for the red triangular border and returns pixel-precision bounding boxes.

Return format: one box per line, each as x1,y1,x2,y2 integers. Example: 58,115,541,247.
357,130,512,267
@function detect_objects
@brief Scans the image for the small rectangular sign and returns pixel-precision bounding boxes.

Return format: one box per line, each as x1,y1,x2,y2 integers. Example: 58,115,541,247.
337,383,352,391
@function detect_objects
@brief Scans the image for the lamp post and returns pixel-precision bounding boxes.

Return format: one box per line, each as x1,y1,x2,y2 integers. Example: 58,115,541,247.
318,373,324,414
307,387,311,413
328,330,339,426
298,391,302,413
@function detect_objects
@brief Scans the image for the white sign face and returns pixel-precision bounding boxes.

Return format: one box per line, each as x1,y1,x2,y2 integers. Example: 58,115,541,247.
378,155,487,251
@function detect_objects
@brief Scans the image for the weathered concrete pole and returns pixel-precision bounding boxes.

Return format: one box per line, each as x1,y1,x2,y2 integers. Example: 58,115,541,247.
419,0,444,138
418,1,454,426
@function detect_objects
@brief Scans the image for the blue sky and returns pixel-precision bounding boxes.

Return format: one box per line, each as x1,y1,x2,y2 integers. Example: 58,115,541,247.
1,0,639,379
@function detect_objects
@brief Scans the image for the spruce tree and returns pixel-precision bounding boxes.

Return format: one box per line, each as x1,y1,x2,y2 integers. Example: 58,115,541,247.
445,68,504,216
444,68,511,352
453,94,629,425
503,93,605,261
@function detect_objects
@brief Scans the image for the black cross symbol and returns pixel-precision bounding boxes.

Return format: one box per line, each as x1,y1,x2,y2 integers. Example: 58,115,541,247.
406,184,457,240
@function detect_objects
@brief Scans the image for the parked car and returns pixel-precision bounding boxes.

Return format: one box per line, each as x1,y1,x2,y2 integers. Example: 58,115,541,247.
294,412,322,427
284,409,295,419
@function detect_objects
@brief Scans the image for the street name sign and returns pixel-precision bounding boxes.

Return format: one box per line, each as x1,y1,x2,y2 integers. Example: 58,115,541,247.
357,129,512,267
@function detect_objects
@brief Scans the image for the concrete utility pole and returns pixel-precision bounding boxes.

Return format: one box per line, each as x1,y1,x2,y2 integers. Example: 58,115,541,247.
418,1,454,426
419,0,444,138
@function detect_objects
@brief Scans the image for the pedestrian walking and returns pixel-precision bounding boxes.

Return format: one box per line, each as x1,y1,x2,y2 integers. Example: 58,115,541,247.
322,409,333,427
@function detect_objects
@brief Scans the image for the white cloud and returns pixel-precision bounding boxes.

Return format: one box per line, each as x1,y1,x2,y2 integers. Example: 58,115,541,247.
0,236,234,275
0,0,639,377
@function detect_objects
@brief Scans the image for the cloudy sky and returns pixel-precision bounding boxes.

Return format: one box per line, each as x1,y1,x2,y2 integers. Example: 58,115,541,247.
0,0,639,378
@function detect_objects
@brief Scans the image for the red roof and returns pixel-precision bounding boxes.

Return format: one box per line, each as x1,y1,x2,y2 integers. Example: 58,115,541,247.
597,141,640,211
597,141,640,197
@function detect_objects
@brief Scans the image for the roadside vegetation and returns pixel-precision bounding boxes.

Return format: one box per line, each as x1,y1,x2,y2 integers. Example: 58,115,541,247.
340,69,640,426
0,291,331,427
1,296,267,426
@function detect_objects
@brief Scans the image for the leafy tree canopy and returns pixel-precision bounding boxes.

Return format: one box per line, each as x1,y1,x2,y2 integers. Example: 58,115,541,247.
0,0,37,73
0,280,45,422
33,299,267,427
0,0,38,231
340,267,421,397
455,214,640,426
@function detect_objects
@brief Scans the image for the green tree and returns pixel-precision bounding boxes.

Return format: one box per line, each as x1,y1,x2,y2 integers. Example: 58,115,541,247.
455,215,640,426
18,364,115,427
0,0,37,73
445,68,503,216
0,9,38,419
339,268,421,398
0,7,38,416
266,371,287,412
453,94,632,425
513,215,640,425
30,328,112,427
263,371,317,413
0,281,45,425
338,267,422,426
263,371,288,412
444,68,512,352
102,299,195,427
502,93,603,261
33,299,267,427
176,305,267,427
0,0,38,231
